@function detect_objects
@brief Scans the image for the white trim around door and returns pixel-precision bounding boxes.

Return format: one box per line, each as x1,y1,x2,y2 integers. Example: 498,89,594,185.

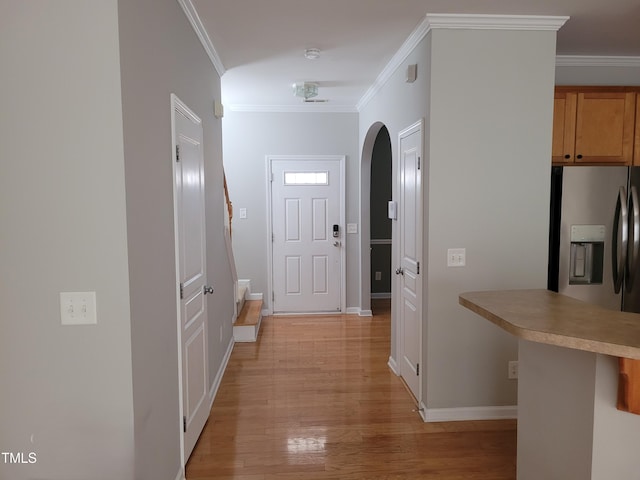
266,155,346,315
395,119,424,405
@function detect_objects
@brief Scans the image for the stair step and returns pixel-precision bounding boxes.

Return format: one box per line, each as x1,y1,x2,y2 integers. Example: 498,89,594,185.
233,299,263,343
235,300,262,326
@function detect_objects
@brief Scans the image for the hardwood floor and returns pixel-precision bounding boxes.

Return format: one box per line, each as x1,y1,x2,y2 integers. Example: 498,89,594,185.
186,300,516,479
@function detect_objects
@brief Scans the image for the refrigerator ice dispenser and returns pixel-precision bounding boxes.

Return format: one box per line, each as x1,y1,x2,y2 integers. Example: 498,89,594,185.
569,225,605,285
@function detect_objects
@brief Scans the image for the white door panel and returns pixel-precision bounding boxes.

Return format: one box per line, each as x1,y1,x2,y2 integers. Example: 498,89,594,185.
172,96,209,463
397,121,423,402
270,157,344,313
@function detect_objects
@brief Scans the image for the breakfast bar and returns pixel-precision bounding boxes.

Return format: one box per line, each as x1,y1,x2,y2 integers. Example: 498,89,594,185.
459,289,640,480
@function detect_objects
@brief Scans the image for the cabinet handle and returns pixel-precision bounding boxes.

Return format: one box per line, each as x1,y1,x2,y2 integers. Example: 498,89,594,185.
577,154,583,159
564,154,571,159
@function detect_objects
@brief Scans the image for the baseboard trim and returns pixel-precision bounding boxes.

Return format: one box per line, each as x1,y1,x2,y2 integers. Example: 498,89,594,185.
346,307,373,316
388,356,400,375
371,292,391,299
422,405,518,422
247,292,263,301
209,336,235,407
175,467,186,480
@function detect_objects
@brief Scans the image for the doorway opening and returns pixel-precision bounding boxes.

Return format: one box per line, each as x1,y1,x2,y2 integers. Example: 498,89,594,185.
360,122,392,316
370,127,393,306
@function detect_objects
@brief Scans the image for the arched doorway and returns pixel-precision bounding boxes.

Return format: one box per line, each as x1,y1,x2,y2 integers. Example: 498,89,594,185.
359,123,393,315
370,127,392,303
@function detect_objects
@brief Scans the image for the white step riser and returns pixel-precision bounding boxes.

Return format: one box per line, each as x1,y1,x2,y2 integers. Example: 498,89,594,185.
233,313,262,342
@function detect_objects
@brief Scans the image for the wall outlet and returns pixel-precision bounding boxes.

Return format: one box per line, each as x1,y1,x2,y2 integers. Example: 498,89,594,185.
508,360,519,379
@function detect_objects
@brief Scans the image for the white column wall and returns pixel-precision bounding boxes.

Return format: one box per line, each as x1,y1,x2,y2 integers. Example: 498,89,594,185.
424,28,557,409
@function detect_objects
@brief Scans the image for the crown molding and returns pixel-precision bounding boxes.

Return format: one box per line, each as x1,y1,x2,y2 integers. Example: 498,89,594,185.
356,16,431,111
357,14,569,111
228,104,358,114
425,14,569,31
556,55,640,67
177,0,226,77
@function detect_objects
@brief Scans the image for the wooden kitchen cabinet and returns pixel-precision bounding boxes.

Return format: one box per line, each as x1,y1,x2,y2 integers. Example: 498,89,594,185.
552,88,637,165
552,91,577,164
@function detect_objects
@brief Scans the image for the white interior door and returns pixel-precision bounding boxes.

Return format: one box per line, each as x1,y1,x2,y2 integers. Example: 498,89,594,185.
172,96,210,461
397,121,423,402
269,156,345,313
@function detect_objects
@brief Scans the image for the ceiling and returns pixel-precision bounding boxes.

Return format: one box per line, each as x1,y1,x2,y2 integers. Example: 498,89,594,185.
191,0,640,111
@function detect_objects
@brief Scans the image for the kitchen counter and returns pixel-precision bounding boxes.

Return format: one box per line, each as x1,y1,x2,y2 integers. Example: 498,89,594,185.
459,289,640,360
459,288,640,480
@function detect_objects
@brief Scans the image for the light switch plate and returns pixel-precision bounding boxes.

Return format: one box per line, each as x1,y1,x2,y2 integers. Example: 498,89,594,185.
347,223,358,234
447,248,466,267
60,292,97,325
239,208,247,219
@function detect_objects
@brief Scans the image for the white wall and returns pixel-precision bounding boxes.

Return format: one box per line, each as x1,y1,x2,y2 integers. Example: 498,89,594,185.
556,64,640,85
359,36,432,360
222,111,359,309
118,0,233,478
518,343,640,479
0,2,134,479
359,27,557,412
0,1,233,478
425,28,556,409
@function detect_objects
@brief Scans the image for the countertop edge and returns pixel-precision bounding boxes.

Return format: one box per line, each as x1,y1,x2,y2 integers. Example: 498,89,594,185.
459,291,640,360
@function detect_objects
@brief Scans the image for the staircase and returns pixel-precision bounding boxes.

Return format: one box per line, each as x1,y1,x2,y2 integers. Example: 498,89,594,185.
224,170,263,342
233,280,263,342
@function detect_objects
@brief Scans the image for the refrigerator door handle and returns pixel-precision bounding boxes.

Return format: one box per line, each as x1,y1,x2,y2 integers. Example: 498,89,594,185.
613,186,629,294
627,185,640,292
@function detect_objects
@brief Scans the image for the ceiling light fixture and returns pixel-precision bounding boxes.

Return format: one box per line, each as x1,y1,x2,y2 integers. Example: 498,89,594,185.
293,82,319,100
304,48,321,60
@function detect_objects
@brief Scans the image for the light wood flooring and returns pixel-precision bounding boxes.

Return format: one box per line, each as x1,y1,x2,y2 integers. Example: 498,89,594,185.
186,299,517,479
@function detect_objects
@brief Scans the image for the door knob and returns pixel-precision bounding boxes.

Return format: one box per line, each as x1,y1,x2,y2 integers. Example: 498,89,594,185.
333,241,341,247
203,285,214,295
395,267,404,275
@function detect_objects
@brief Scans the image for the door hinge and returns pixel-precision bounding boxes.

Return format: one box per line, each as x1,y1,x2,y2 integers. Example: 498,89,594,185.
176,145,180,162
272,233,275,242
417,156,421,170
272,291,275,302
183,416,187,433
179,283,184,300
417,262,420,275
417,363,420,376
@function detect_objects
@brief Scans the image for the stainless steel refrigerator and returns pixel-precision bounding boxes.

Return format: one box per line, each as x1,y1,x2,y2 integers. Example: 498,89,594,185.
549,166,640,313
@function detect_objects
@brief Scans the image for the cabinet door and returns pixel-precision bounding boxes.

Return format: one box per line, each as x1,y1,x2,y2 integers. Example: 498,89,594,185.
552,92,577,164
574,92,636,164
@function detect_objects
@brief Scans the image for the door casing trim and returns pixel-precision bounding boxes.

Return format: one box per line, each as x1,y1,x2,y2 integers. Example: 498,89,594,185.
265,155,346,315
395,119,425,407
170,93,204,472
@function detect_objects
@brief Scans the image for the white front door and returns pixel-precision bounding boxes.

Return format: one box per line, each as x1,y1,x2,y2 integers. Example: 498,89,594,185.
269,156,345,314
172,96,210,461
397,121,423,402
